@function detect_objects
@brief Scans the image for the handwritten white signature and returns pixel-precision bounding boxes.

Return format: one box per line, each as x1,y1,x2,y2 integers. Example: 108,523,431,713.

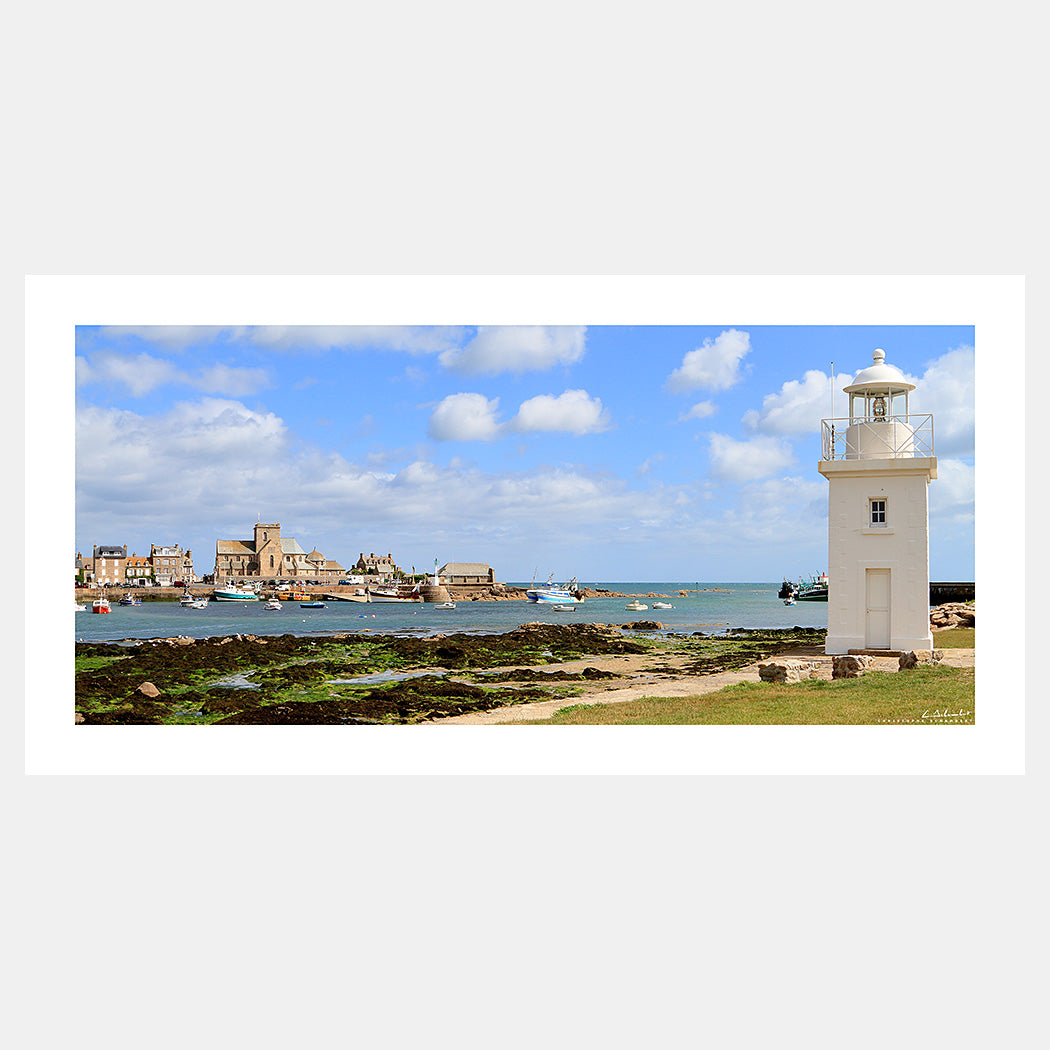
921,708,972,720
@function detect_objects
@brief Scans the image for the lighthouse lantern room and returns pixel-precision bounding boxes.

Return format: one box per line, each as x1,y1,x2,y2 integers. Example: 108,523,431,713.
818,349,937,655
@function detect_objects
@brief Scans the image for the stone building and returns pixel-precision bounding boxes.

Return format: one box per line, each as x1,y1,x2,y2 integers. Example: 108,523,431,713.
92,544,127,586
214,521,342,582
354,552,399,579
151,543,194,586
439,562,495,585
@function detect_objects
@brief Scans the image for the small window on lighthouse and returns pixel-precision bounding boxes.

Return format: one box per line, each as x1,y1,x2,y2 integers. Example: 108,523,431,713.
870,498,887,526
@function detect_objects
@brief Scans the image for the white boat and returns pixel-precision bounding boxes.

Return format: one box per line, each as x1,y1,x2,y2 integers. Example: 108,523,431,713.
118,593,141,606
526,573,584,604
551,604,578,611
367,582,422,603
75,602,86,612
783,597,797,606
323,591,370,602
189,599,209,609
213,579,261,601
265,599,282,610
179,593,198,606
625,600,648,611
91,598,111,614
432,601,456,610
652,602,673,610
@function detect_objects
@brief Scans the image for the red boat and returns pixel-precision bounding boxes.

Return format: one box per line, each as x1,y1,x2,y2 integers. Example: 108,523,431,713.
91,598,111,613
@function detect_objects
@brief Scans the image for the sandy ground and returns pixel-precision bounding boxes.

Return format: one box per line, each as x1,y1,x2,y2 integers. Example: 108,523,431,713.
426,646,976,724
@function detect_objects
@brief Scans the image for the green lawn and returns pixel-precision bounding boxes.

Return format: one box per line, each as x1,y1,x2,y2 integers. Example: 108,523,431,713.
512,666,975,725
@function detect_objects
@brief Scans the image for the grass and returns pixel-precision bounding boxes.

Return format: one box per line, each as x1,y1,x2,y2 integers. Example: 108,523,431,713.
512,666,976,725
932,628,974,648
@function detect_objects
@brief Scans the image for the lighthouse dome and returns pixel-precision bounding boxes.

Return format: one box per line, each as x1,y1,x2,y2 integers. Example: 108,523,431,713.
843,348,915,394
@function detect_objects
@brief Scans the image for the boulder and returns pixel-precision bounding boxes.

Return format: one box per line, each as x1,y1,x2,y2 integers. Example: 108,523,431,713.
930,603,975,630
758,659,820,683
136,681,161,698
832,654,875,679
899,649,945,670
624,621,663,631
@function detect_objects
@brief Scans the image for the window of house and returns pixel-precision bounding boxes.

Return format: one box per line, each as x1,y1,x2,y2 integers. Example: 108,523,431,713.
870,498,887,527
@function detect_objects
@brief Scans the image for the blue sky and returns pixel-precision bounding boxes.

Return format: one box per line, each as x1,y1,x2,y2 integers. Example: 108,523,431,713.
74,324,975,582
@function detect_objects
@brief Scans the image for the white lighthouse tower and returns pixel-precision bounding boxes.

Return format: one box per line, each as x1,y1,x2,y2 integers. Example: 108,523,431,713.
818,349,938,655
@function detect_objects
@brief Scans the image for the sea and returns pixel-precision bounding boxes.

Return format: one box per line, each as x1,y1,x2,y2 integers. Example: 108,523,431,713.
73,582,827,644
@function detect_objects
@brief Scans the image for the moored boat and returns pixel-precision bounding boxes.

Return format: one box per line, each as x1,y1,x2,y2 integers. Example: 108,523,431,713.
265,598,282,610
432,601,456,609
367,582,422,603
652,601,673,610
300,601,326,609
625,599,648,611
213,579,261,601
118,593,141,606
91,598,110,614
795,572,829,602
75,602,86,612
526,573,584,604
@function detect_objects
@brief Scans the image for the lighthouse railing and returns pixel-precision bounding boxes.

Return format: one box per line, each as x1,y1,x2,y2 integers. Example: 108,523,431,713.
821,414,934,461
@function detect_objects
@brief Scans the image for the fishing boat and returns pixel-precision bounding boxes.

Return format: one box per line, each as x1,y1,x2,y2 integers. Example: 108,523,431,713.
91,598,110,614
367,582,422,603
213,579,260,601
323,591,370,603
526,573,584,604
795,572,829,602
778,578,797,599
300,601,326,609
179,592,198,606
118,593,141,606
625,599,648,612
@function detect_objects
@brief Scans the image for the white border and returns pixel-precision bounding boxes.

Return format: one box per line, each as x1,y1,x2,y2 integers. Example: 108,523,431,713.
26,275,1023,774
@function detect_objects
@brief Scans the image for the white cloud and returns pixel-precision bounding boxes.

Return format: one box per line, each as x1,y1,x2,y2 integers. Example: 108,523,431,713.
508,390,609,435
438,326,586,375
427,393,503,441
679,400,717,422
666,329,751,392
76,350,185,396
429,388,609,440
742,368,850,434
910,346,975,457
76,350,271,397
707,432,796,483
929,457,975,521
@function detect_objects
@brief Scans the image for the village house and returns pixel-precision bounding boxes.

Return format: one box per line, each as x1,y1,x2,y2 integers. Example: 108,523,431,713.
151,543,195,585
125,554,153,586
214,521,345,583
92,544,127,586
354,552,399,579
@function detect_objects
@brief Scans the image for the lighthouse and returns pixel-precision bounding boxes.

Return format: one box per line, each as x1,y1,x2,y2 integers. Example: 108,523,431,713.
818,349,937,655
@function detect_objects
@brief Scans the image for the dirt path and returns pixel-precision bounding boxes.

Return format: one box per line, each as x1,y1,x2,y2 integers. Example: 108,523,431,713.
426,647,976,724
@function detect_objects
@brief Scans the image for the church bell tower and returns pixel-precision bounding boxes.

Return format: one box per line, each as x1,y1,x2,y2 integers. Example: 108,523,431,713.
818,349,938,655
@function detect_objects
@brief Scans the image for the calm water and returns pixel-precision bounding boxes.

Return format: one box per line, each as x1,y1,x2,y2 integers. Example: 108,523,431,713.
74,582,827,643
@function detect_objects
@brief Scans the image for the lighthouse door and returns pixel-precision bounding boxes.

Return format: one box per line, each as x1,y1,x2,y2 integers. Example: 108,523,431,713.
865,569,891,649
